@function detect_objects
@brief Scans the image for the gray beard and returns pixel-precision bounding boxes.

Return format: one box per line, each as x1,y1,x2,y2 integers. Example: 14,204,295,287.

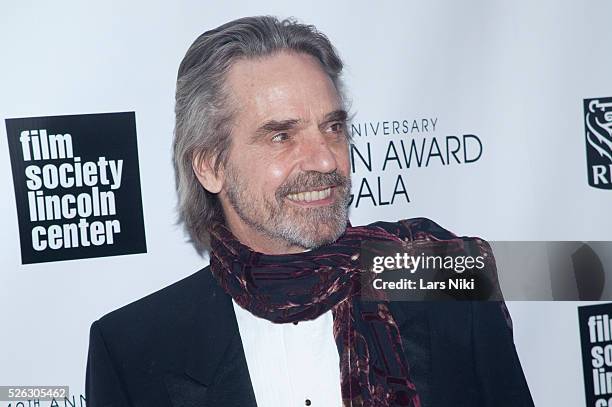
223,165,351,249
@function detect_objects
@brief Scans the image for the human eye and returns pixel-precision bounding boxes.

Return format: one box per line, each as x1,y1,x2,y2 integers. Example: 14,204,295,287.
329,122,345,133
326,121,347,139
271,132,290,143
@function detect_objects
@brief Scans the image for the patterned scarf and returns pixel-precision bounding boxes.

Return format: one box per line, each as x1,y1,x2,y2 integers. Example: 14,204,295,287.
209,218,426,407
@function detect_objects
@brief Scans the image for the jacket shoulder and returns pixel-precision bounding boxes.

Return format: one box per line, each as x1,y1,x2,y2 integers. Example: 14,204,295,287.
91,265,214,371
97,265,211,331
86,266,218,405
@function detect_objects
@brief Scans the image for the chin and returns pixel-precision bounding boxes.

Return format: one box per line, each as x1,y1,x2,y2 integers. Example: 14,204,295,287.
271,208,349,248
301,225,347,249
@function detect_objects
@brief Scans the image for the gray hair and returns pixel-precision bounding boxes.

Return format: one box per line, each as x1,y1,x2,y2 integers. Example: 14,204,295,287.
172,15,347,252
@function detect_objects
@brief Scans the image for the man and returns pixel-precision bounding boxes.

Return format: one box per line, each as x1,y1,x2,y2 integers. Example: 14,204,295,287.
86,16,534,406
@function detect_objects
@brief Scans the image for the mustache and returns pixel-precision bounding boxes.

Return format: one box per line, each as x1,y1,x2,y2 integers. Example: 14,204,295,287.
276,170,350,199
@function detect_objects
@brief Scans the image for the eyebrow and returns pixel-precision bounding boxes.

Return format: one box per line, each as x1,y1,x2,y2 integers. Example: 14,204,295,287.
250,109,348,143
322,109,348,124
250,118,301,143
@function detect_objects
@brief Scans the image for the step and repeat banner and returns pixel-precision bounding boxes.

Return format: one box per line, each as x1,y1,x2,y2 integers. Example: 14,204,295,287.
1,1,611,406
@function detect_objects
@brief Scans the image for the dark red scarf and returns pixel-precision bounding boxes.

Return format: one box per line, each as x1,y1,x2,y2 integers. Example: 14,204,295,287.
209,218,426,407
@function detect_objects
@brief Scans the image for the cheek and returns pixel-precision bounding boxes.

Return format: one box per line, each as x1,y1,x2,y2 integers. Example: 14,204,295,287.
235,146,294,194
268,165,286,179
265,164,290,189
247,160,291,193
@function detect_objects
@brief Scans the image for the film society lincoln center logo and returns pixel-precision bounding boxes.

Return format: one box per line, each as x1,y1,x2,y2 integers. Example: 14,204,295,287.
5,112,147,264
584,96,612,189
578,303,612,407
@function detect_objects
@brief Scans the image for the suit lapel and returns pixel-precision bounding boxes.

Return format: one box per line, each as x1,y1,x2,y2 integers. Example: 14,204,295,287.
184,270,237,386
165,268,257,407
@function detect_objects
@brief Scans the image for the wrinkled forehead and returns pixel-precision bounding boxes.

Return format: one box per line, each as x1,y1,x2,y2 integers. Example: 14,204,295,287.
224,51,343,127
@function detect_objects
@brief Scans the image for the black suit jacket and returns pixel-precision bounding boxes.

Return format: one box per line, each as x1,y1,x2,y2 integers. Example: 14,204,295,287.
86,266,535,407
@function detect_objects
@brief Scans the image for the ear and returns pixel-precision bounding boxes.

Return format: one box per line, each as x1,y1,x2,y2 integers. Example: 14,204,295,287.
192,151,223,194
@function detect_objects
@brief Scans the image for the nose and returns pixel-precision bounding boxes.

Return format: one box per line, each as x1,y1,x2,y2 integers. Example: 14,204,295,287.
298,132,339,174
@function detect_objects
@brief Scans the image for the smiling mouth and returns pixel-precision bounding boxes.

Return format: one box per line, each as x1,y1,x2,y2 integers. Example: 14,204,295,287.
286,187,332,203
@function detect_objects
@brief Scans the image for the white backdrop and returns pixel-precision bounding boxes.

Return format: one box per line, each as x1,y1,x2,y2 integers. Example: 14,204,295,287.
1,1,611,406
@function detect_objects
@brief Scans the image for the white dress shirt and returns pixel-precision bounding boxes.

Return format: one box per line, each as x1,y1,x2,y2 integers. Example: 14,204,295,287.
232,299,343,407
